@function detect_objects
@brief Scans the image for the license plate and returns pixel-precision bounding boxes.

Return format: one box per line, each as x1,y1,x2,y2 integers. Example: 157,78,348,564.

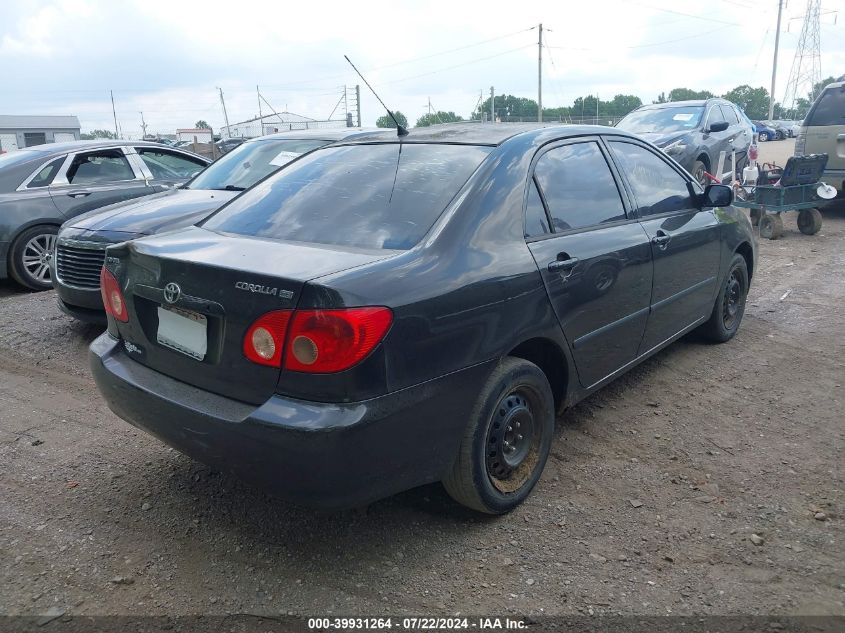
156,306,207,360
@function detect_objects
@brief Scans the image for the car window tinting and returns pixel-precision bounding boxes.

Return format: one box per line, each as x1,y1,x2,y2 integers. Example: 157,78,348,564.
27,157,65,188
66,150,135,185
524,178,550,238
707,106,727,127
533,142,626,232
609,142,694,217
188,139,329,191
202,143,491,250
720,105,739,125
806,86,845,126
137,149,206,179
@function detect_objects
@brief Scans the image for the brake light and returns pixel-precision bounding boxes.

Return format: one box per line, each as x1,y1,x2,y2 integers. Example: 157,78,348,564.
243,310,292,367
100,267,128,322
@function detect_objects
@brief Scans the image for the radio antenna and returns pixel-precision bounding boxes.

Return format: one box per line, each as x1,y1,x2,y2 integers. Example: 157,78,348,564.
344,55,408,137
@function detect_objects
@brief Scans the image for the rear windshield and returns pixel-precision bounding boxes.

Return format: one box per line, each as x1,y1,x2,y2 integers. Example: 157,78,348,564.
806,85,845,126
202,143,492,250
188,138,329,191
0,149,45,170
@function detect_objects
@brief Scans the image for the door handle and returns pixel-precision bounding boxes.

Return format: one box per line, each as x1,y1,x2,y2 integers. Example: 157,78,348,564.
651,231,671,248
548,256,579,272
67,191,91,198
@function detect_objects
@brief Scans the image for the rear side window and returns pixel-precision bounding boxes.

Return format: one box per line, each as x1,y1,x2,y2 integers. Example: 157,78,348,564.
532,142,626,232
27,157,65,188
524,178,550,238
203,144,491,250
609,141,694,217
806,86,845,126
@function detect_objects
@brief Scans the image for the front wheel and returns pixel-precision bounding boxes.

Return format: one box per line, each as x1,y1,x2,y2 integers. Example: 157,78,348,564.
698,253,749,343
8,225,58,291
758,132,769,142
443,357,554,514
692,160,708,187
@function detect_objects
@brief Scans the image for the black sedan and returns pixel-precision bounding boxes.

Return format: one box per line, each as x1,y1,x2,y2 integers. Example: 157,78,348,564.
0,141,209,290
90,124,756,513
54,129,387,323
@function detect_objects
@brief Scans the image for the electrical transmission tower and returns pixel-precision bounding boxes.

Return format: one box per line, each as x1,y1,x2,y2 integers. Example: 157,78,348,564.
782,0,822,116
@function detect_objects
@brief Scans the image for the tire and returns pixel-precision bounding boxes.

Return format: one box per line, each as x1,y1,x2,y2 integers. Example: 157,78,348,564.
758,132,768,142
759,213,783,239
797,208,822,235
8,225,58,291
699,253,749,343
692,160,708,187
442,357,555,514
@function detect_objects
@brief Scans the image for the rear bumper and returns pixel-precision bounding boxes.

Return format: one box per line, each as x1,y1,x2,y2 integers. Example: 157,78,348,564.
90,333,491,509
820,169,845,196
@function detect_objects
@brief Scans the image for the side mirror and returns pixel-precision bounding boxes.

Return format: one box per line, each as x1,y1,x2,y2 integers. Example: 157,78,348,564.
701,183,733,207
708,121,729,133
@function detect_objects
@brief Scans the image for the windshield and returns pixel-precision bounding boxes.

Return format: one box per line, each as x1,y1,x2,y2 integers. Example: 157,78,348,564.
202,143,492,250
0,149,45,169
617,106,704,134
188,138,330,191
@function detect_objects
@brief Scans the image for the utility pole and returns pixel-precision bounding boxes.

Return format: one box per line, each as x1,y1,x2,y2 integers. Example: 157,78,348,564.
217,87,231,135
257,85,263,134
538,23,543,123
768,0,784,120
490,86,495,123
356,84,361,127
110,90,119,139
139,111,147,139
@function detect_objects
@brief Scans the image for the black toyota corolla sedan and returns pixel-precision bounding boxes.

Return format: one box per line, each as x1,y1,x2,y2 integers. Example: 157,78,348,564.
90,124,756,514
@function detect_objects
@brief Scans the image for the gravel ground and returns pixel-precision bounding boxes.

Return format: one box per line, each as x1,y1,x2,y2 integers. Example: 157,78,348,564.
0,138,842,619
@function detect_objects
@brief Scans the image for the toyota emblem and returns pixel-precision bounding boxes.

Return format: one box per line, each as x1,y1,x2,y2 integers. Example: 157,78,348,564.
163,282,181,304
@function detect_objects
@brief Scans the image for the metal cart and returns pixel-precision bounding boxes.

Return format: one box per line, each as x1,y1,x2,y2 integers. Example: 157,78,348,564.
734,183,824,240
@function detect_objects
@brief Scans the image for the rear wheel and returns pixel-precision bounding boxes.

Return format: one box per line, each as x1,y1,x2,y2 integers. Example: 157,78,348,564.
797,208,822,235
8,225,58,291
759,213,783,239
758,131,769,142
699,253,749,343
443,357,554,514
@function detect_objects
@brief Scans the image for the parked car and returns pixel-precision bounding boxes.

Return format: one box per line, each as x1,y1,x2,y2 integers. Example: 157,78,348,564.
617,99,752,185
54,129,387,323
796,79,845,199
752,121,779,142
90,123,756,514
768,120,800,138
0,141,209,290
215,138,247,154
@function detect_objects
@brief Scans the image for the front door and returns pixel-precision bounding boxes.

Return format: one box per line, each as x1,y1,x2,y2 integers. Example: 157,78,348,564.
48,148,154,219
607,139,722,354
525,139,653,388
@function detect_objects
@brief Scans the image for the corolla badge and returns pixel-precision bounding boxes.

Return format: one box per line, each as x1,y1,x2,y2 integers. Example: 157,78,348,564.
234,281,294,299
163,282,181,304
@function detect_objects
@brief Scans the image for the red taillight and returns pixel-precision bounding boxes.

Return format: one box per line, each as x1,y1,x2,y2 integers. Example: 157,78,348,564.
242,307,393,372
100,267,128,322
284,307,393,373
243,310,292,367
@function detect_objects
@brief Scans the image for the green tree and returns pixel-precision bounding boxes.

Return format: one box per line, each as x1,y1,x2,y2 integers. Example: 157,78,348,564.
668,88,714,102
474,94,538,120
415,111,463,127
607,94,643,117
812,76,838,99
375,111,408,128
194,120,211,129
722,85,770,119
80,129,116,140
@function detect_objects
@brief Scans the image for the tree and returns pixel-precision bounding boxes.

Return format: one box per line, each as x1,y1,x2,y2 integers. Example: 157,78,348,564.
375,111,408,128
80,129,116,140
194,120,211,129
607,94,643,117
415,111,463,127
722,85,770,119
667,88,714,102
474,94,538,121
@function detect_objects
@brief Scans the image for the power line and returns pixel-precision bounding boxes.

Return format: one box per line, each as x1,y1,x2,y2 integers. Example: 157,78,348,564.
630,1,745,26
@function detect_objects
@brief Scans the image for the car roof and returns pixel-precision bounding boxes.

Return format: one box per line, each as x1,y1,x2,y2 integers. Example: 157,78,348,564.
243,127,391,143
635,99,733,110
21,139,173,156
338,122,639,147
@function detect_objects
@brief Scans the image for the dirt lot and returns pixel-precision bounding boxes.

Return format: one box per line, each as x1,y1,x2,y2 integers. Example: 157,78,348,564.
0,138,843,618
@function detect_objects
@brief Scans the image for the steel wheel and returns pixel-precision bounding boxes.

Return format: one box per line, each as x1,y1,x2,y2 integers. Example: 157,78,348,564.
485,389,543,493
22,233,56,284
722,268,745,331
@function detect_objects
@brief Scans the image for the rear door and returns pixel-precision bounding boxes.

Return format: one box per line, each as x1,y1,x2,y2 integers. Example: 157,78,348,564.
607,139,721,355
802,84,845,192
525,138,653,388
48,147,154,219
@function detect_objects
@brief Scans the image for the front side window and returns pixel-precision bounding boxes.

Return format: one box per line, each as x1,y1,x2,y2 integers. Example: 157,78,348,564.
532,142,626,232
608,141,694,217
189,139,329,191
66,149,135,185
27,157,65,188
137,148,206,179
203,143,491,250
706,106,727,128
720,105,739,125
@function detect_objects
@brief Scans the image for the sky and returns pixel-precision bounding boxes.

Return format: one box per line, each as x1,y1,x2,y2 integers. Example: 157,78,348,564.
1,0,843,137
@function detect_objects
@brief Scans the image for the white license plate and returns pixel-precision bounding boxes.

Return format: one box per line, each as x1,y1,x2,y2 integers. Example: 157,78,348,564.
156,306,207,361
